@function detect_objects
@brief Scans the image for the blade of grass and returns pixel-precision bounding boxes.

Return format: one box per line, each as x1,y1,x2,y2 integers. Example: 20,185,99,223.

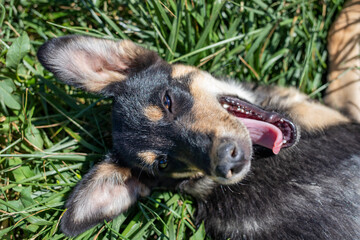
188,0,225,65
94,6,128,40
38,93,104,147
165,0,184,61
169,28,263,63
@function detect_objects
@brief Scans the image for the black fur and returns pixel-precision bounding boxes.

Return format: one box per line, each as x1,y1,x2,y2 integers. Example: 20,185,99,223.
196,124,360,239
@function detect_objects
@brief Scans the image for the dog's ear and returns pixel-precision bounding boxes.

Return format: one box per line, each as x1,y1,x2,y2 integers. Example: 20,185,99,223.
60,161,150,236
37,35,161,95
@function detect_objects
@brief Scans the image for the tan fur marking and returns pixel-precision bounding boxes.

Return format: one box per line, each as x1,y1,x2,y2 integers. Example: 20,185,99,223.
84,40,151,92
138,151,157,165
291,102,349,130
56,37,155,93
95,163,131,181
189,71,250,139
262,86,350,131
72,163,136,222
144,105,164,122
118,40,150,64
169,171,204,179
171,64,197,78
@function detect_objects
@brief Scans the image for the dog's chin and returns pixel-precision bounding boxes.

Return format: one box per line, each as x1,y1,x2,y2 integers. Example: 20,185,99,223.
177,161,251,198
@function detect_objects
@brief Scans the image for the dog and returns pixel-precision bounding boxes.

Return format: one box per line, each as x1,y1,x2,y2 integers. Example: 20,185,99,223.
37,34,360,239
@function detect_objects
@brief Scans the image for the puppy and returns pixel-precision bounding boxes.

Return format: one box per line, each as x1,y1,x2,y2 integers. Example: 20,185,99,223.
37,35,360,239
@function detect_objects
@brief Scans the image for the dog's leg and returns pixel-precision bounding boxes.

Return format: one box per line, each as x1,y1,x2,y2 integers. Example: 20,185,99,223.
252,85,350,131
325,0,360,122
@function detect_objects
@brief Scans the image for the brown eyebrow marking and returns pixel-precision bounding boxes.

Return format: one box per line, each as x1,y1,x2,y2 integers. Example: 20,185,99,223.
144,105,164,122
138,151,157,165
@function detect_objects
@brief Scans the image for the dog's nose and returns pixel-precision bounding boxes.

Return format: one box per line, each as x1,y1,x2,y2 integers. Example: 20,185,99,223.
215,141,245,179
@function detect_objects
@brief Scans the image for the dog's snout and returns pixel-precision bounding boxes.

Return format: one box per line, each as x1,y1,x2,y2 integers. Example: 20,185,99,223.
215,141,246,179
217,142,243,162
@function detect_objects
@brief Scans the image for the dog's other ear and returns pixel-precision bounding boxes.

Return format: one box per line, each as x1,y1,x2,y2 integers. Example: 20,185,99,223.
60,161,150,236
37,35,161,95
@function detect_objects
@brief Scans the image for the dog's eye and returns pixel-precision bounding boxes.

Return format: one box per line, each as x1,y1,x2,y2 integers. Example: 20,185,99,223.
158,156,168,169
163,94,172,111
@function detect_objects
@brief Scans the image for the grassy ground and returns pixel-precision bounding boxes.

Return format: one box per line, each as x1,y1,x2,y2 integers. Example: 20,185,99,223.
0,0,345,239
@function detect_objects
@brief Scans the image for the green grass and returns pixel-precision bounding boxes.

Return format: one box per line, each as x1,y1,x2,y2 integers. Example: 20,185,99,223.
0,0,344,239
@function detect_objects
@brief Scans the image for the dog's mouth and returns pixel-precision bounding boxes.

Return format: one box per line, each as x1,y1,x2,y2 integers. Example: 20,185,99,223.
219,96,297,154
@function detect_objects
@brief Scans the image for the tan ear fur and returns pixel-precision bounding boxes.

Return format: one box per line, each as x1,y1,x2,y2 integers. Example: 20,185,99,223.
60,161,150,236
37,35,160,94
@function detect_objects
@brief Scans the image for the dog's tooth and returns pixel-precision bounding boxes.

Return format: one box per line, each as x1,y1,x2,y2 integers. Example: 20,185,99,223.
245,111,250,114
282,139,287,144
223,103,230,109
241,109,245,113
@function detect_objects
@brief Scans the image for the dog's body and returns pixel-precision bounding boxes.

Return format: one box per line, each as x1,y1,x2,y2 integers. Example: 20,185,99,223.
37,33,360,239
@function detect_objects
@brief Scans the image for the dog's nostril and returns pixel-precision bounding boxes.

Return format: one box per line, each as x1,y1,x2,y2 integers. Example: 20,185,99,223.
230,147,237,158
218,142,243,162
229,145,243,162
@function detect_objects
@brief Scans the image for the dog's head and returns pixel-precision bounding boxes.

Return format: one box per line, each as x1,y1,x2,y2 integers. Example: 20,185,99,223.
37,35,297,236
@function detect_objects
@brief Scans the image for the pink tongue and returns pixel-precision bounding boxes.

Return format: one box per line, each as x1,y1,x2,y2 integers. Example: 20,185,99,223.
240,118,284,154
